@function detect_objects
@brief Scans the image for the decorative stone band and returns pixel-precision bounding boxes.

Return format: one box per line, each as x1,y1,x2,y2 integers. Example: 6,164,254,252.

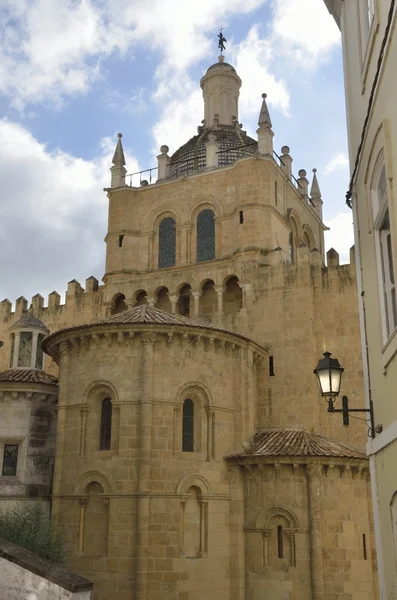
42,307,269,364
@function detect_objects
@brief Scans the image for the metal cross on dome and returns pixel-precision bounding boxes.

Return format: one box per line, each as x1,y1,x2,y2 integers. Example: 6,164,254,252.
218,28,227,54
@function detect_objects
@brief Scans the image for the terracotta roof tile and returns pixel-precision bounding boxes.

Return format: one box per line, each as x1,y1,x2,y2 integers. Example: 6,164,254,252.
0,369,58,386
226,429,366,460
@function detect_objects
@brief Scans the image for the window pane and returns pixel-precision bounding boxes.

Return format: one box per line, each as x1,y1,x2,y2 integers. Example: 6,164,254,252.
2,444,18,476
100,398,112,451
377,166,387,207
158,217,176,268
182,399,194,452
197,210,215,262
19,331,32,367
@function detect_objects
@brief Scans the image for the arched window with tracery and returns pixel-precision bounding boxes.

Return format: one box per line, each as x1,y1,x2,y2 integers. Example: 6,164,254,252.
182,399,194,452
158,217,176,268
100,398,112,451
197,209,215,262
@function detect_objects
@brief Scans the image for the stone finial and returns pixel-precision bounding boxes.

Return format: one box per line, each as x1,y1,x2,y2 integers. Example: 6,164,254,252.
112,133,126,167
257,94,274,155
111,133,127,188
297,169,309,197
258,93,272,129
280,146,292,179
310,168,321,198
157,144,170,181
310,168,323,218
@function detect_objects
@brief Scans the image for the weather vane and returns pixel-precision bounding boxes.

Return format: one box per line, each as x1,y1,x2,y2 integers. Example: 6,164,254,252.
218,28,227,55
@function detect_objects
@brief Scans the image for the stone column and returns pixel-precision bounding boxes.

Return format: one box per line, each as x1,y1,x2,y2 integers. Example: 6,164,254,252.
168,295,179,314
146,296,155,307
136,334,156,600
78,498,88,552
306,463,325,600
31,331,39,368
191,291,201,317
52,342,70,519
215,285,225,314
13,333,21,368
79,407,89,457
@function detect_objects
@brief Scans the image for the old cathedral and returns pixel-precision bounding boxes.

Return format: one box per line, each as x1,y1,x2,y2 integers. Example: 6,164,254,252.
0,54,378,600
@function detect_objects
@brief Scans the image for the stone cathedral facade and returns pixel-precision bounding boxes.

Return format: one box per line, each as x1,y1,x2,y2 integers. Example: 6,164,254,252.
0,56,378,600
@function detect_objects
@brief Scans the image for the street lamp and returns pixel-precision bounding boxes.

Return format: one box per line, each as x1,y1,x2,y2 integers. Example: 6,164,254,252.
313,351,376,439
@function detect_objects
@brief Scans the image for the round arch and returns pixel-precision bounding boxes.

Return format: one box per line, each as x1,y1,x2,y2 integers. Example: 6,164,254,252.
176,473,212,496
257,505,299,530
76,470,114,495
176,381,213,408
84,380,119,406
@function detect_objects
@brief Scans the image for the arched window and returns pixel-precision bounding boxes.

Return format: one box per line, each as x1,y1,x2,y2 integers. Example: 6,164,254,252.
288,231,294,264
197,209,215,262
99,398,112,451
112,294,127,315
277,525,284,558
158,217,176,268
182,399,194,452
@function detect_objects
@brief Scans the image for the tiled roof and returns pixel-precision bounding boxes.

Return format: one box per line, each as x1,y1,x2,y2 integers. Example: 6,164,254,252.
0,369,58,386
42,305,267,352
226,429,366,461
168,126,257,179
12,312,48,331
103,305,207,326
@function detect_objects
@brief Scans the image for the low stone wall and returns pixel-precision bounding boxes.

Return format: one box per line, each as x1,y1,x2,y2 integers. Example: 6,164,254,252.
0,537,92,600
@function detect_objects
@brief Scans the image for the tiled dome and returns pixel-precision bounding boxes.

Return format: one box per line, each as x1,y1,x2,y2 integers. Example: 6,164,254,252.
168,126,257,179
11,311,48,332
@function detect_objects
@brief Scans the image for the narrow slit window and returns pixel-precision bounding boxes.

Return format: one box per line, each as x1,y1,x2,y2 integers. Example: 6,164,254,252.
182,399,194,452
119,235,124,248
269,356,275,377
2,444,18,476
277,525,284,558
99,398,112,451
363,533,367,560
275,180,278,206
239,210,244,224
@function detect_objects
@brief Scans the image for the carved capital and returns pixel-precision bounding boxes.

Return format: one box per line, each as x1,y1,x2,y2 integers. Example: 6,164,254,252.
59,341,70,357
306,463,323,478
141,332,157,345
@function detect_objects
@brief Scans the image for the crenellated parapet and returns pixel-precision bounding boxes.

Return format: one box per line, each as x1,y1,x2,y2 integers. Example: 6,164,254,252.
0,276,106,373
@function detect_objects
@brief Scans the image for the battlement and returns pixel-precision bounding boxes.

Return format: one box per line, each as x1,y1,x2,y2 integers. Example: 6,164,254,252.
0,276,103,321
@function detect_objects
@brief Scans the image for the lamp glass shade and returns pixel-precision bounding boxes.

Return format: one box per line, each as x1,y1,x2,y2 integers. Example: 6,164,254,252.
314,352,344,398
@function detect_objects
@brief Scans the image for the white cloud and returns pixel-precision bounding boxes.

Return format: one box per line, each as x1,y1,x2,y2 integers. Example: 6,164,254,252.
0,0,268,109
0,119,139,302
324,152,349,175
324,212,354,265
271,0,341,64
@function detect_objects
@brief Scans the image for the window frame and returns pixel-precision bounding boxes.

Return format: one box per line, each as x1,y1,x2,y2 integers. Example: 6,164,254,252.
1,443,19,477
357,0,379,90
158,216,177,269
196,209,216,263
99,397,112,451
372,159,397,348
182,398,194,452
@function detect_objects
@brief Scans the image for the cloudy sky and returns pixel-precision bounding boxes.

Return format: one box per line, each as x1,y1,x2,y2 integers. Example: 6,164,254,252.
0,0,353,306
